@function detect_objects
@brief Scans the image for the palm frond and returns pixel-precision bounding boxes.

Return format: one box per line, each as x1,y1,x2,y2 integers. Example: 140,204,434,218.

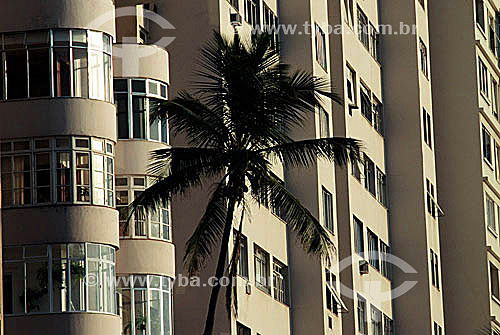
184,182,228,277
259,137,362,168
148,147,227,176
150,91,228,148
248,172,335,263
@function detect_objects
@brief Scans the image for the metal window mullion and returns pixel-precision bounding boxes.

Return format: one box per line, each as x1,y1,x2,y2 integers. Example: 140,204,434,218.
23,254,27,313
146,97,150,141
1,51,5,100
48,245,53,312
128,80,133,139
147,275,151,335
26,48,30,99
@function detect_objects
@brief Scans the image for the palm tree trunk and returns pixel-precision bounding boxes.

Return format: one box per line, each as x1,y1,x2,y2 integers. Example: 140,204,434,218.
202,197,237,335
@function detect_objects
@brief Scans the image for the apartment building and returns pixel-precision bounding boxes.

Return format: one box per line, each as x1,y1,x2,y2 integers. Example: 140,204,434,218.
381,1,445,335
429,0,500,334
0,1,174,335
328,1,395,335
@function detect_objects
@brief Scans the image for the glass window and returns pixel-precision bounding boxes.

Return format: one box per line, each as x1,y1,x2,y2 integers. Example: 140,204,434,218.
371,306,382,335
476,0,485,30
354,216,364,255
319,107,330,138
273,259,288,305
35,152,52,203
237,322,251,335
357,295,367,335
384,315,394,335
89,50,104,100
118,275,173,335
491,262,500,300
364,155,376,195
73,48,88,98
483,126,493,163
376,168,387,206
132,80,146,93
76,152,90,202
486,194,497,231
150,100,160,141
133,97,147,139
53,48,71,97
28,48,50,97
367,229,379,270
315,24,327,70
234,231,248,278
3,243,114,315
6,50,28,99
380,241,391,279
322,187,334,232
254,245,270,293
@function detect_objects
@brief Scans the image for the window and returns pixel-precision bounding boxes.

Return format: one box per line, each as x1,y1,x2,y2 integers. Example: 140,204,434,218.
245,0,259,28
384,315,394,335
491,263,500,300
380,241,391,280
117,275,173,335
237,322,251,335
315,24,327,70
371,306,382,335
1,137,114,208
426,179,437,218
346,65,357,104
423,109,433,148
479,58,489,97
322,187,334,232
325,269,341,315
490,14,496,54
352,157,362,181
370,24,380,61
420,39,429,78
496,144,500,181
344,0,354,26
354,216,364,255
357,295,367,335
0,30,112,102
263,5,279,48
254,245,270,293
319,107,330,138
376,168,387,206
358,8,369,49
493,77,499,119
367,230,380,270
229,0,239,10
3,243,116,315
360,84,372,123
364,155,376,195
373,98,384,136
114,78,169,144
486,193,497,232
273,259,288,305
116,176,171,241
430,249,440,289
434,322,443,335
476,0,485,31
483,126,493,164
418,0,425,10
234,231,249,278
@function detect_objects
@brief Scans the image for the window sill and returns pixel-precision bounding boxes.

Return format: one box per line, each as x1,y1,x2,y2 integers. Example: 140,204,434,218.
255,284,272,296
488,225,499,238
484,157,495,170
492,294,500,306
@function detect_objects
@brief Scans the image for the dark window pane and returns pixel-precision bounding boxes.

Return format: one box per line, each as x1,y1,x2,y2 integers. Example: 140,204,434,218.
29,48,50,97
71,30,87,47
133,97,146,139
53,30,70,46
116,94,129,139
150,99,159,140
6,50,28,99
73,49,88,98
26,31,49,47
132,79,146,93
114,79,128,92
53,48,71,97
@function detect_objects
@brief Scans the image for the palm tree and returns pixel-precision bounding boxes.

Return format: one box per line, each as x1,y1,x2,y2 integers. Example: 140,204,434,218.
130,31,361,335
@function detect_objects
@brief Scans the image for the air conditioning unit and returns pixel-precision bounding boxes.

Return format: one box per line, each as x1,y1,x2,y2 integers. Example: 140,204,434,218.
230,13,242,27
359,260,369,275
245,281,252,295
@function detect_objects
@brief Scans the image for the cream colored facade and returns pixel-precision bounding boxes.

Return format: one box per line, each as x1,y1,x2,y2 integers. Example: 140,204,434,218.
429,0,500,334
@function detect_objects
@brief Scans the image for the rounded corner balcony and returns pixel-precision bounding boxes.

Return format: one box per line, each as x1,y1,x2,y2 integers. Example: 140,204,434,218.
0,0,115,36
114,76,170,174
1,136,119,246
3,243,120,335
0,29,116,140
113,44,170,85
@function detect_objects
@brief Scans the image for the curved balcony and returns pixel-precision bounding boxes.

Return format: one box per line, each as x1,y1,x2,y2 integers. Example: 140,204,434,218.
5,313,121,335
3,206,119,248
0,0,115,36
116,141,168,176
113,44,170,84
0,99,116,141
117,239,175,278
